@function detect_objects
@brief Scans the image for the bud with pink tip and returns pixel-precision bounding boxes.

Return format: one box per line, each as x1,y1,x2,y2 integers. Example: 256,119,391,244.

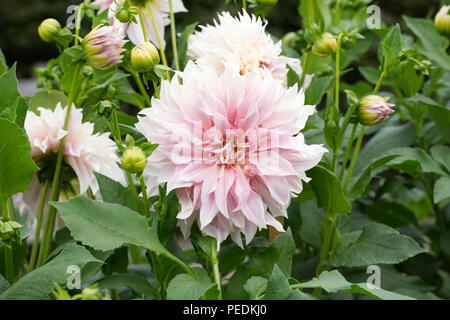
358,95,395,126
83,25,127,70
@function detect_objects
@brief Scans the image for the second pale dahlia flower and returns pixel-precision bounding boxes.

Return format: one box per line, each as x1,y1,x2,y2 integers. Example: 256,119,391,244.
136,62,326,246
187,11,311,86
15,104,125,222
92,0,187,48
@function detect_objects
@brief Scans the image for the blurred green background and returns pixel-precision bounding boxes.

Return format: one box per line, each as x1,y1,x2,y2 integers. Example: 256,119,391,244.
0,0,442,78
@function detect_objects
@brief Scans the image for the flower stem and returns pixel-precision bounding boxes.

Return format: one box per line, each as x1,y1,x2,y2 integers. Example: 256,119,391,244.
1,197,14,283
169,0,180,71
338,123,357,181
147,3,169,72
335,34,343,112
210,238,222,300
7,197,15,221
126,171,141,214
343,125,365,193
373,68,387,95
28,180,50,272
243,0,247,11
299,51,310,88
74,3,84,46
130,69,152,109
136,8,149,43
139,176,150,219
112,110,122,143
37,64,82,267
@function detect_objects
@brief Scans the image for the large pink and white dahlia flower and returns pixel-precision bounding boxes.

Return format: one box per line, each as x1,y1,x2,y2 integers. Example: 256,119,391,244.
136,62,326,246
92,0,187,48
188,11,311,87
15,104,125,220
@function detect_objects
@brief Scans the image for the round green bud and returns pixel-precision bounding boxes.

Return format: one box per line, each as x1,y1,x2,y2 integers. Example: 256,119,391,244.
312,33,337,57
115,8,132,23
121,147,148,174
38,18,61,43
81,65,94,78
341,35,356,50
131,42,160,72
255,0,278,6
435,6,450,38
282,32,298,48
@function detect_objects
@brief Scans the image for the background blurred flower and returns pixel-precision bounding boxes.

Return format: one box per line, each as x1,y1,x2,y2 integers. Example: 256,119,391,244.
187,11,311,87
136,62,326,246
93,0,187,48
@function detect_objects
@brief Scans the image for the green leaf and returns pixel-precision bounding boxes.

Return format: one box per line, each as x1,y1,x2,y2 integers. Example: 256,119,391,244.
0,63,20,113
297,270,416,300
247,228,295,278
95,172,135,209
51,196,193,276
353,123,416,178
331,223,424,267
177,22,198,70
385,147,446,176
29,90,68,113
305,76,333,105
381,25,401,72
97,274,156,300
431,146,450,174
298,200,325,248
158,191,179,245
166,268,214,300
403,16,450,71
0,274,9,295
308,166,351,214
0,243,101,300
0,118,38,198
244,276,267,300
264,265,308,300
434,176,450,204
0,49,7,75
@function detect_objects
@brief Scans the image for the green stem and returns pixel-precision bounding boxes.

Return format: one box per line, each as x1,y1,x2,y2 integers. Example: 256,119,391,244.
74,3,84,46
4,243,14,284
139,176,150,219
1,197,14,283
28,180,50,272
299,51,310,88
335,34,343,112
373,68,387,95
130,70,152,109
169,0,180,71
126,171,141,214
338,123,357,181
37,64,82,267
243,0,247,11
112,110,122,143
211,238,222,300
7,197,15,221
147,3,169,72
152,81,160,98
136,8,149,42
313,204,336,295
343,125,365,193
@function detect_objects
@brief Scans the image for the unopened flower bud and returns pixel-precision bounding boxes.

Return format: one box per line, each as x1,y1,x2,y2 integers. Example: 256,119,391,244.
83,25,127,70
255,0,278,6
282,32,298,48
131,42,160,72
312,33,337,57
358,95,395,126
341,35,356,50
81,65,94,78
435,6,450,38
121,147,147,174
115,7,133,23
38,18,61,43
